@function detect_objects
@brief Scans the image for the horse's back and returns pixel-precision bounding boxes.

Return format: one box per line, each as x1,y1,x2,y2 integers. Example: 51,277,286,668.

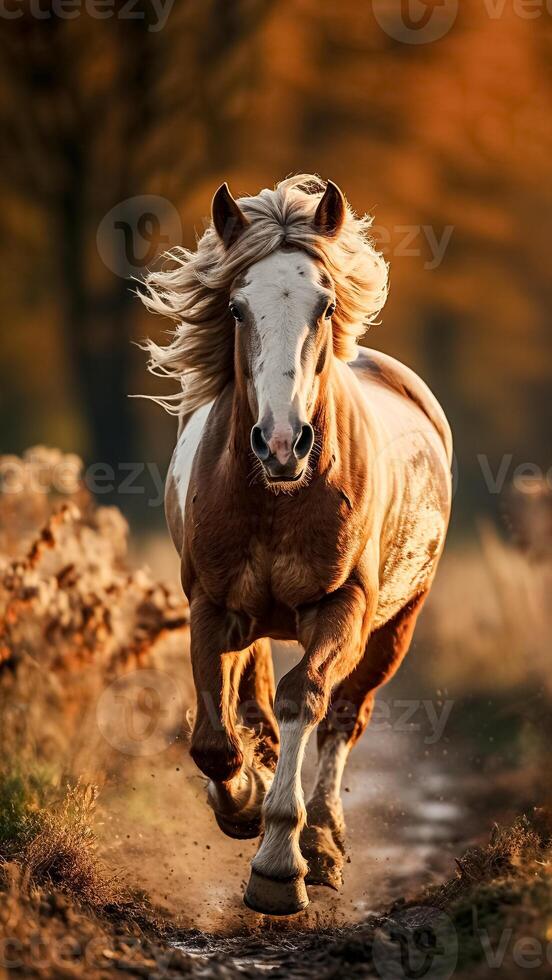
349,347,453,626
350,346,453,466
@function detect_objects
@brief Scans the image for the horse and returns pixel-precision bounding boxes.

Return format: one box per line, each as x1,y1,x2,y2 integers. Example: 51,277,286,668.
140,175,452,916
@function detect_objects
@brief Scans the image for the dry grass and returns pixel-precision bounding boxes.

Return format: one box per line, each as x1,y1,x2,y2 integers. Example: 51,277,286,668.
0,448,192,975
0,447,188,675
419,520,552,695
0,773,124,910
0,862,196,980
20,783,123,910
427,810,551,910
0,772,185,979
414,811,552,976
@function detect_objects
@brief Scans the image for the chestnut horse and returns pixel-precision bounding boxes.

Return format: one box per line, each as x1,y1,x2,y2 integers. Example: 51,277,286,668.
140,176,452,915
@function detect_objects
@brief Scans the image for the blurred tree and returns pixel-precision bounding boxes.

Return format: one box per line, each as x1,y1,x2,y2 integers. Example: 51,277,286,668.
0,0,550,525
0,0,274,469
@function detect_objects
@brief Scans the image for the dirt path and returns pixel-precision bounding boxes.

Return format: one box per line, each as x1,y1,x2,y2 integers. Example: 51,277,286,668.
94,542,546,974
98,635,527,951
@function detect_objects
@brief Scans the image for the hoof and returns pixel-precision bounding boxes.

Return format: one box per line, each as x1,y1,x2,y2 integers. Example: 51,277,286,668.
305,854,343,890
306,798,346,853
301,824,344,891
207,766,270,840
244,869,309,916
214,809,262,840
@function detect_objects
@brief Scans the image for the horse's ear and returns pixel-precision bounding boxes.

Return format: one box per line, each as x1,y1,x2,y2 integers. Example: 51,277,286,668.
211,182,249,248
313,180,346,237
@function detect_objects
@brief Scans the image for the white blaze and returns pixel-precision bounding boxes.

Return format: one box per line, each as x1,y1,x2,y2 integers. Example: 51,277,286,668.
234,250,326,436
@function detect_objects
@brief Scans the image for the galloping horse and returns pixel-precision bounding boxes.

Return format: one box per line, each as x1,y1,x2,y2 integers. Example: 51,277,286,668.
140,176,452,915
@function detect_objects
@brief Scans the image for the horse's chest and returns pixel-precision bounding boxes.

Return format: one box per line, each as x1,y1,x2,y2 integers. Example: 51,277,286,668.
225,536,338,615
188,471,362,618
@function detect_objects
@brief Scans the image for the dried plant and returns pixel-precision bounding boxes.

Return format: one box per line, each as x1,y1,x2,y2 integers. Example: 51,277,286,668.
0,447,188,768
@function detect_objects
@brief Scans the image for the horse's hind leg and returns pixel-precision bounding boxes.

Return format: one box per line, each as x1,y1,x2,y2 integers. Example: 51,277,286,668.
301,592,427,889
212,639,278,839
238,638,279,771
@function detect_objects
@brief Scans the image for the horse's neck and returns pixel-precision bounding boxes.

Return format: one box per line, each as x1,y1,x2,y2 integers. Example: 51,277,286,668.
313,358,366,471
229,380,255,459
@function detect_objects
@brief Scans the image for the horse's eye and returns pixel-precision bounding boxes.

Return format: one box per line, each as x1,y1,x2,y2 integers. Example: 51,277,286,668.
325,302,336,319
229,303,243,322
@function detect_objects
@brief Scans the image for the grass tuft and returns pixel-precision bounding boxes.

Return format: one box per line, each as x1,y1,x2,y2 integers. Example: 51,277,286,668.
0,770,127,914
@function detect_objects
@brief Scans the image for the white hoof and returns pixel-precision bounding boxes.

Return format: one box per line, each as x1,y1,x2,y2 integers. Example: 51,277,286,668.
244,869,309,916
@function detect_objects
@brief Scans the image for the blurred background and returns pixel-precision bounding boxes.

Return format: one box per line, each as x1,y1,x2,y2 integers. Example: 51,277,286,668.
0,5,552,959
0,0,550,531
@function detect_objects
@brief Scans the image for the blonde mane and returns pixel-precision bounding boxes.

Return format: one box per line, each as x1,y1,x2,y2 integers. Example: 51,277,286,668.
139,174,388,416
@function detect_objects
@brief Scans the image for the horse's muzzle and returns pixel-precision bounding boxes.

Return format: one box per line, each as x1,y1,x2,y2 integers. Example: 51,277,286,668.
251,422,314,481
264,458,306,483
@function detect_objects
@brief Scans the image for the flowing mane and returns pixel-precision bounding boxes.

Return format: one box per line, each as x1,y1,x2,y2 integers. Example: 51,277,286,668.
139,174,388,416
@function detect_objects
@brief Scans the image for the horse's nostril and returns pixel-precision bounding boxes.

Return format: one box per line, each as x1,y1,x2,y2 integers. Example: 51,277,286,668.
293,424,314,461
251,425,270,461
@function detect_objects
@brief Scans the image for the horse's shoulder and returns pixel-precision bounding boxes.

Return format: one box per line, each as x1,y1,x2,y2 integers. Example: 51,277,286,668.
350,347,453,465
166,399,216,535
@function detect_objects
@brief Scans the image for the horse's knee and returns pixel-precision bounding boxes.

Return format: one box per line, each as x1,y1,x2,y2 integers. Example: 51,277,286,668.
190,732,243,783
275,671,326,727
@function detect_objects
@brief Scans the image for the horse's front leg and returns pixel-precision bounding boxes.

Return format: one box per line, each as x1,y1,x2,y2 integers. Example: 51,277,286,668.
302,592,428,889
244,580,372,915
189,587,272,839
